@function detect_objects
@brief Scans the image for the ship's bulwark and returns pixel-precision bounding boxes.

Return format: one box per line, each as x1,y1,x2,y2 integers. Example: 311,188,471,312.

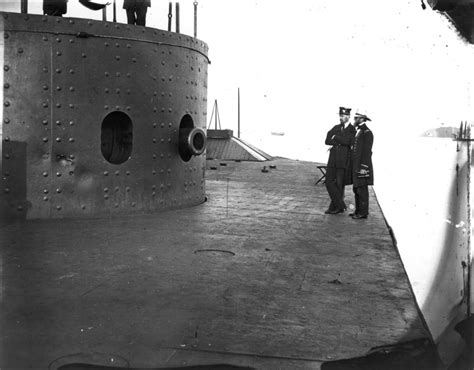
0,158,435,369
0,12,209,219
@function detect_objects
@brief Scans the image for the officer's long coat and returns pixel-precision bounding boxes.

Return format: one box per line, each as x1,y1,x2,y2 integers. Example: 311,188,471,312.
349,124,374,187
325,123,356,169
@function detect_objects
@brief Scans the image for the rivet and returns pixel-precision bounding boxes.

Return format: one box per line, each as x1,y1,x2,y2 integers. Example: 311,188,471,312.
43,67,48,73
56,103,61,108
4,65,9,71
114,203,119,208
43,36,48,41
56,205,62,210
69,69,74,74
126,187,131,192
69,39,74,43
56,120,61,125
42,137,48,142
114,187,119,192
69,19,74,24
153,138,157,143
81,205,86,209
56,86,62,91
43,189,49,194
126,44,131,48
69,86,75,92
69,104,74,109
152,185,156,190
43,102,49,108
104,105,109,110
131,202,136,207
69,154,75,159
115,43,120,48
55,68,61,74
126,89,131,95
126,171,130,176
126,73,131,78
103,188,109,193
116,72,121,77
4,136,9,142
69,138,75,143
104,42,109,47
152,170,156,175
126,106,131,111
104,88,109,93
103,171,109,176
152,191,156,196
115,106,120,110
4,154,10,159
81,53,87,58
56,172,61,177
105,72,110,77
4,188,10,193
4,83,9,89
104,195,109,199
56,188,62,193
69,120,74,126
42,171,48,177
4,101,10,107
116,88,121,94
56,51,62,56
115,171,120,176
43,196,49,201
17,206,23,211
4,171,9,177
132,58,137,63
153,122,157,128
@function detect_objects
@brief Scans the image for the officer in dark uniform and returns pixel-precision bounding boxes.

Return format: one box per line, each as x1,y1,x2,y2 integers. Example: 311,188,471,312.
324,107,356,214
123,0,151,26
349,110,374,219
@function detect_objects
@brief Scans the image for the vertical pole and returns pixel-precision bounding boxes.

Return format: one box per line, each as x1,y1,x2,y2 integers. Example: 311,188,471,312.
168,2,172,32
214,100,218,130
21,0,28,14
113,0,117,22
238,88,241,138
193,2,198,38
102,7,107,21
176,2,180,34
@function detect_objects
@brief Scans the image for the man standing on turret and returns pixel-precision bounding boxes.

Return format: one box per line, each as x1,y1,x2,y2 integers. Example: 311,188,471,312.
349,110,374,219
324,107,356,214
123,0,151,26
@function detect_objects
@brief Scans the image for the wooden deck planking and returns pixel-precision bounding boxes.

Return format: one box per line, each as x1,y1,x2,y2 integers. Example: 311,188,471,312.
0,158,429,369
